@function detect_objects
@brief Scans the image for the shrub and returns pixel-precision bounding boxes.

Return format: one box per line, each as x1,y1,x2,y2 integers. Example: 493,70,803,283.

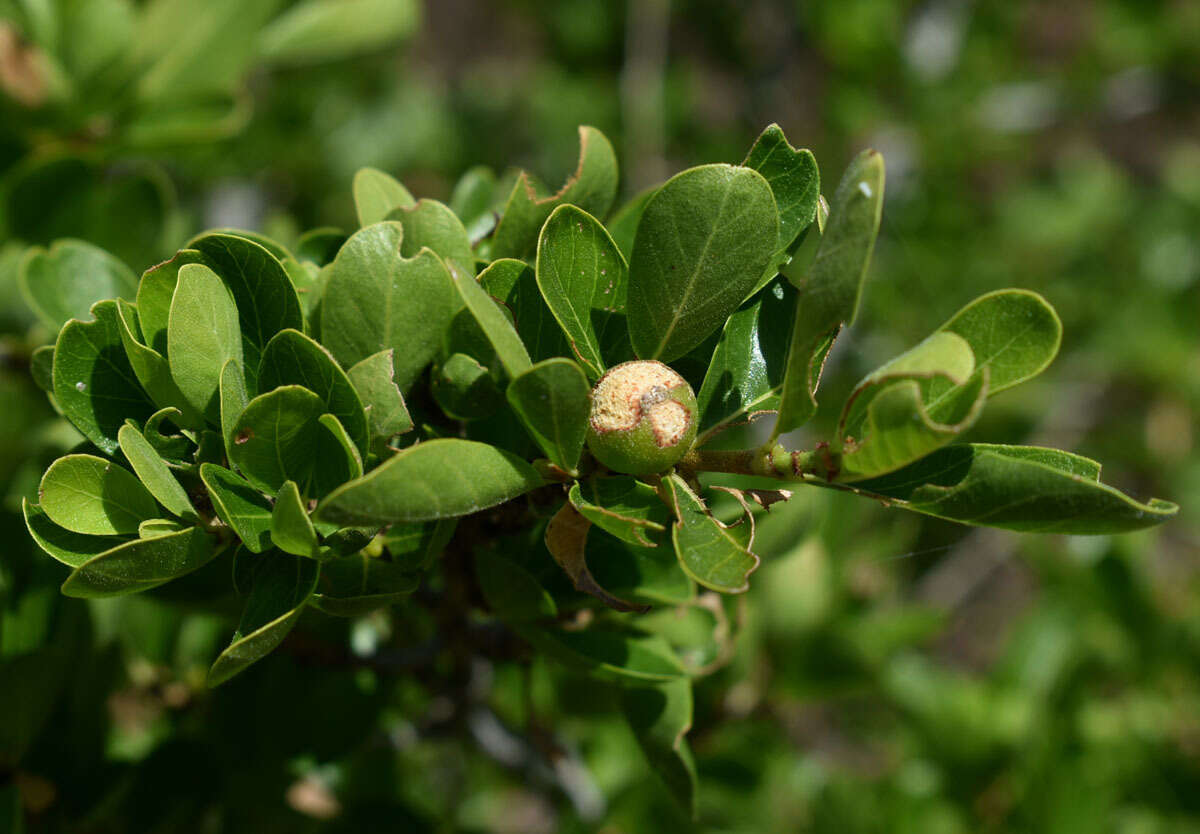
21,123,1176,813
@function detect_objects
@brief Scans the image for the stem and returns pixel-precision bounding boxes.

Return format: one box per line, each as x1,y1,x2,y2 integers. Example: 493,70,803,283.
678,442,841,481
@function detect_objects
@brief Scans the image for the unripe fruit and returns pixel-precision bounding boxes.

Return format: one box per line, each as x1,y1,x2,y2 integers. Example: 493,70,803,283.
585,360,698,475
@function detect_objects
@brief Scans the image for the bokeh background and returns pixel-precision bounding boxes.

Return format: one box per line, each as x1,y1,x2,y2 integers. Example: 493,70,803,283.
1,0,1198,831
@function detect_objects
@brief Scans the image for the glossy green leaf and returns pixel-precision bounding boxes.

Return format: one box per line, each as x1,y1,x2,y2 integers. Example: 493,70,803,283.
449,165,497,230
475,551,559,622
317,438,545,526
586,532,694,606
258,0,418,64
219,357,250,459
311,553,420,617
312,413,364,498
136,249,204,355
199,463,273,553
445,256,531,380
774,149,884,436
742,123,820,250
115,299,205,429
271,480,319,559
192,228,292,261
544,502,649,613
621,679,698,817
387,198,475,280
117,424,196,520
352,167,414,228
208,551,318,686
491,126,619,259
849,444,1179,533
346,350,413,454
628,164,778,362
478,258,571,363
189,233,304,386
320,222,459,390
53,300,156,454
18,239,137,332
506,358,591,473
534,204,629,378
167,263,244,423
514,625,686,683
228,385,325,495
928,289,1062,407
294,227,347,266
258,328,369,455
664,474,758,593
23,499,123,568
39,454,159,536
695,277,796,440
381,519,457,572
61,526,216,598
569,477,669,548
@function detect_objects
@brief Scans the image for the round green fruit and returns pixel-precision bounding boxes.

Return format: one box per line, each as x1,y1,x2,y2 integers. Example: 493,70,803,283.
585,360,698,475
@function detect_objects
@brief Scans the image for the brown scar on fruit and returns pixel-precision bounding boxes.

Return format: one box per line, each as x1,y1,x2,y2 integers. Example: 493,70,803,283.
589,361,691,447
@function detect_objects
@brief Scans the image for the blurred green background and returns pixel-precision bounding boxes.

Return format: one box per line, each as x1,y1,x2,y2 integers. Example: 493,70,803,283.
1,0,1197,831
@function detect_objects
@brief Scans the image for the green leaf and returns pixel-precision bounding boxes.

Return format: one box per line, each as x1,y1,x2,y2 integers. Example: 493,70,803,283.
258,0,417,64
258,328,369,455
208,550,318,686
381,519,456,571
628,164,779,362
139,518,187,538
568,477,669,548
52,300,156,454
317,438,545,525
189,233,304,387
478,258,571,363
200,463,273,553
506,358,591,473
30,345,54,393
18,239,137,332
294,227,347,266
228,385,325,495
219,357,250,459
117,424,196,521
490,126,619,259
431,353,502,420
849,444,1179,534
143,407,194,460
387,198,475,281
475,551,558,622
445,256,531,380
928,289,1062,406
742,123,820,250
544,502,649,613
23,499,123,568
311,553,420,616
193,228,292,261
695,277,796,440
606,186,657,261
534,205,629,378
115,299,205,429
135,249,204,355
449,165,497,231
312,413,364,498
586,532,694,606
514,625,686,684
774,149,884,436
346,350,413,454
837,331,987,479
621,680,698,818
167,263,244,424
320,222,459,391
352,167,415,227
38,454,160,536
61,526,216,598
271,480,319,559
663,474,758,593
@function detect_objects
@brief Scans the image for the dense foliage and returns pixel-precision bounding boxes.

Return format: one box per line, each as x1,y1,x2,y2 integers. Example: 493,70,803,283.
1,2,1196,832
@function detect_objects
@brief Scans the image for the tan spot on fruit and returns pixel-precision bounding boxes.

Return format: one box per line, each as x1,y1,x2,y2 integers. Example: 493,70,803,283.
648,400,689,447
589,360,686,434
